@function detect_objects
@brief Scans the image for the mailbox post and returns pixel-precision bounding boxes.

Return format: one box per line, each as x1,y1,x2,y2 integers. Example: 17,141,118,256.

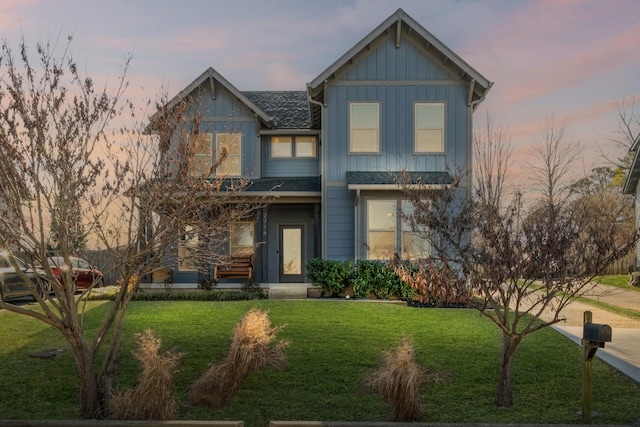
581,311,612,422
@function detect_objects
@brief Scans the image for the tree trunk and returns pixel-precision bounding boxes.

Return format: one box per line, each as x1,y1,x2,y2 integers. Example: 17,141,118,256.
76,349,103,419
496,332,519,407
63,321,105,419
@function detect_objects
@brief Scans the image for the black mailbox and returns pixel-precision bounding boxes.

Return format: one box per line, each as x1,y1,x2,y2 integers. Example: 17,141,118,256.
583,323,612,343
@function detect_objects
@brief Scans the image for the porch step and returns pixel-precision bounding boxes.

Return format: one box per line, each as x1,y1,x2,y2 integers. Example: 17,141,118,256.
267,284,308,300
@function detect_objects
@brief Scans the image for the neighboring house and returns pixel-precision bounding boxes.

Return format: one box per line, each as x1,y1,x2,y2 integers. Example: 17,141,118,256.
622,134,640,270
147,8,492,287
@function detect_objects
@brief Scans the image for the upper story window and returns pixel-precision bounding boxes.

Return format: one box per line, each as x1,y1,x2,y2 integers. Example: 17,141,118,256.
271,136,317,158
350,102,379,153
188,133,213,177
415,103,445,153
216,133,242,176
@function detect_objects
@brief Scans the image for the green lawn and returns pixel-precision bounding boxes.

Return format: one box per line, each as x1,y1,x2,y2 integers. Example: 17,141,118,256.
595,274,640,291
1,300,639,426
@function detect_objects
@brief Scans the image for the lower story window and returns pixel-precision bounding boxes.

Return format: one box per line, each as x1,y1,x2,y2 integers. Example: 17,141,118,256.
178,226,198,271
230,221,254,256
366,199,430,260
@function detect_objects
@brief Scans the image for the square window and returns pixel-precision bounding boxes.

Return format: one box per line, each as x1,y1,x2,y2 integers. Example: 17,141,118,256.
415,103,444,153
272,136,292,158
350,103,379,153
295,136,317,158
366,199,431,260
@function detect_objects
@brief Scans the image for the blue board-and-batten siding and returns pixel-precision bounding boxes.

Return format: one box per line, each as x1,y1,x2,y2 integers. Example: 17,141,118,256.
181,82,261,178
325,84,469,182
260,135,320,178
325,185,355,260
322,30,473,261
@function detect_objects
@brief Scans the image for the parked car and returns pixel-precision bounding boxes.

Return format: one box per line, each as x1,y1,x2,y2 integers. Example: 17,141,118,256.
44,256,103,290
0,254,50,301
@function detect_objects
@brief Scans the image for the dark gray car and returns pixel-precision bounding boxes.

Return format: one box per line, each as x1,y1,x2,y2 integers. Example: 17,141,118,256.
0,255,49,301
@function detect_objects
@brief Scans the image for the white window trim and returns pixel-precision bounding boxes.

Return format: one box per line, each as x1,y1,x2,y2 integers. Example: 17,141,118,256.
349,102,380,154
414,102,445,154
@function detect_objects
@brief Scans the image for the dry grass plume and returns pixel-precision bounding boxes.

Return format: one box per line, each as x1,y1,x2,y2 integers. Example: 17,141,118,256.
110,329,183,420
364,337,430,422
188,308,288,409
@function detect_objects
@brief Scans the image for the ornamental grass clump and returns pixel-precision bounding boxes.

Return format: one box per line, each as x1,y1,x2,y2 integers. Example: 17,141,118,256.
110,329,183,420
188,308,288,409
364,337,428,422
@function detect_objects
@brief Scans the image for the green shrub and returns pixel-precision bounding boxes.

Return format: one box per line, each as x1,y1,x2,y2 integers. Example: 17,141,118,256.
353,260,413,300
306,258,353,296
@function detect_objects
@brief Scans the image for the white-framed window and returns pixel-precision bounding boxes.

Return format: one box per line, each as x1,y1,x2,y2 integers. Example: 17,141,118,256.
230,221,254,256
188,133,213,177
415,102,445,153
215,133,242,176
350,102,379,153
271,136,317,158
178,225,198,271
366,199,430,260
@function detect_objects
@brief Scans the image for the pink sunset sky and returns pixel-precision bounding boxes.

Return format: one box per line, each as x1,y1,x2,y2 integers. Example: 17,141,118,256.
2,0,639,186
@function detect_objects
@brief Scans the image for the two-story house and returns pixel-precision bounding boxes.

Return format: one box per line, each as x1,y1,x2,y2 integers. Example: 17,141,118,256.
146,8,492,288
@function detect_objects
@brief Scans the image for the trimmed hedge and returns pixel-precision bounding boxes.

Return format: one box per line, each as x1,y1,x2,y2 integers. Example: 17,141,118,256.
88,289,266,302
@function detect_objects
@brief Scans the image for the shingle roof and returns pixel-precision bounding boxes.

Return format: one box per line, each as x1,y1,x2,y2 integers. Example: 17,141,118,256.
346,171,451,185
218,176,320,193
243,91,310,129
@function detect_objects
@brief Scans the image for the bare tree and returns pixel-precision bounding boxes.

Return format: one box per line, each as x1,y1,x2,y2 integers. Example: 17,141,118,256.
473,113,513,210
599,95,640,171
0,36,265,418
528,117,581,207
400,118,637,408
610,95,640,153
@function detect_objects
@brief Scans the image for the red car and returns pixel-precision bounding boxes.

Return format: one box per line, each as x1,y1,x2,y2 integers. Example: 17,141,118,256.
45,256,103,290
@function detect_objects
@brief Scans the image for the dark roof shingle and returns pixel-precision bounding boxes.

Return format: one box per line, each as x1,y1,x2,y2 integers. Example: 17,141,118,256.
243,91,310,129
346,171,451,185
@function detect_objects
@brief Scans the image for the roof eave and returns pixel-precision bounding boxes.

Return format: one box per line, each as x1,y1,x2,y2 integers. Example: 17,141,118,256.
623,148,640,194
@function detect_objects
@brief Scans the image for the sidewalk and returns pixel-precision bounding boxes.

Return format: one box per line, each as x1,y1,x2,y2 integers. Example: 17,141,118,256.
546,283,640,383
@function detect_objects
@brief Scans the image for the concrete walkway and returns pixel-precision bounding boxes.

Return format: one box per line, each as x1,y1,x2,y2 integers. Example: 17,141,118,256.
546,283,640,383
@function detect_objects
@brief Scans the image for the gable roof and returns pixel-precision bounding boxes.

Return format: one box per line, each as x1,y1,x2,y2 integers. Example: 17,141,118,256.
149,67,275,129
307,8,492,125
